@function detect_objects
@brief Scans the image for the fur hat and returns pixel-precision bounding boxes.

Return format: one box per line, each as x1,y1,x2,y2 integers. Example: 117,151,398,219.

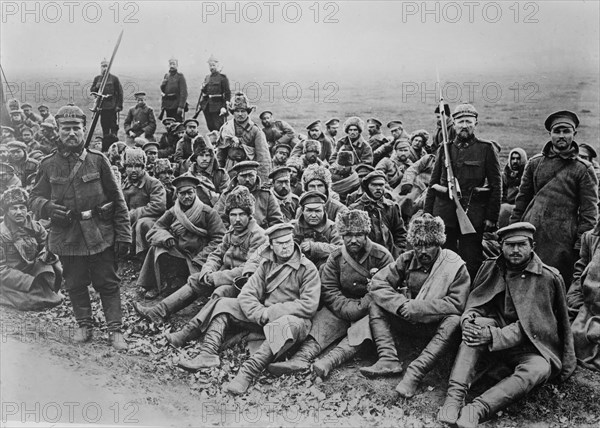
134,137,148,148
336,209,371,236
108,141,127,156
286,156,304,172
7,99,20,111
337,151,354,167
1,186,29,210
406,213,446,247
304,139,321,155
303,164,332,189
410,130,430,144
224,185,256,216
343,116,364,133
154,158,174,175
192,136,215,157
123,147,146,166
227,91,254,113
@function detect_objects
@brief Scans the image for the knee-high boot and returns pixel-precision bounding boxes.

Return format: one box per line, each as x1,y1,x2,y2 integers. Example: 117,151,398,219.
224,340,274,395
133,284,197,324
313,337,360,379
396,316,461,398
177,314,230,371
267,337,322,375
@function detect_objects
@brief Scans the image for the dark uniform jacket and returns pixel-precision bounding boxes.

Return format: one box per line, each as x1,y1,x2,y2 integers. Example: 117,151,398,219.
122,173,166,223
263,121,299,153
368,132,388,153
160,71,188,110
197,72,231,113
321,239,393,321
292,216,343,269
90,73,123,111
10,156,39,184
124,104,157,137
424,136,501,231
30,149,132,255
331,136,373,165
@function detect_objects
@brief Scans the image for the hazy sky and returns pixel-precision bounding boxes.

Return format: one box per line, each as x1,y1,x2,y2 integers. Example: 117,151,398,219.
1,0,599,81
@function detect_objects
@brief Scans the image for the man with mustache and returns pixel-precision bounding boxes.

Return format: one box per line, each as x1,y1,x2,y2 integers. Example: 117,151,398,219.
438,222,575,427
29,104,131,350
269,166,299,222
373,120,411,165
292,191,342,270
134,186,266,327
90,58,123,149
259,111,299,155
360,214,470,395
37,104,57,128
330,117,373,166
510,111,598,286
136,174,225,298
0,186,63,311
174,118,204,173
375,139,413,190
366,118,388,152
271,142,292,168
6,141,39,184
268,209,393,377
424,103,502,280
349,170,406,257
160,57,188,122
124,91,157,144
33,122,59,155
196,55,230,132
325,118,340,144
186,136,230,207
291,120,333,162
301,164,347,223
121,147,166,258
154,159,176,208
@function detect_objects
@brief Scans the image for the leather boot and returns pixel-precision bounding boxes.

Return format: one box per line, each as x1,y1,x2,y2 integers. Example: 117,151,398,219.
396,316,460,398
133,284,197,324
267,337,321,375
456,400,487,428
359,304,404,378
165,319,202,348
437,343,485,425
177,314,229,371
313,337,359,379
224,340,274,395
109,331,128,351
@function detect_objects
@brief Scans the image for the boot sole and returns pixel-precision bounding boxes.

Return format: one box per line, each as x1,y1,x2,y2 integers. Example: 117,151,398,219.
267,363,309,376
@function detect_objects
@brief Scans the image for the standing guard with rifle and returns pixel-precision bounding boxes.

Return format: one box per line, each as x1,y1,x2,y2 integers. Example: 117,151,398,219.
124,91,157,143
195,55,231,132
90,58,123,150
424,99,501,280
160,57,188,122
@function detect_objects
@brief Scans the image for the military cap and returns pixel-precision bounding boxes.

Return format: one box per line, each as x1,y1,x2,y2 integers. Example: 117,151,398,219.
162,117,175,127
265,222,295,241
269,166,292,181
229,160,259,175
21,103,32,109
1,126,15,134
300,190,327,206
363,170,387,185
38,104,49,111
259,110,273,120
172,122,185,133
40,122,56,130
434,102,451,116
273,143,292,154
544,110,579,131
497,222,536,243
172,174,200,190
325,118,340,126
7,141,28,151
394,139,411,150
0,162,15,174
366,118,382,127
579,143,597,159
452,103,478,120
387,120,403,131
183,118,200,127
134,91,146,98
55,104,86,125
354,163,375,178
142,141,160,152
306,120,321,131
0,186,29,209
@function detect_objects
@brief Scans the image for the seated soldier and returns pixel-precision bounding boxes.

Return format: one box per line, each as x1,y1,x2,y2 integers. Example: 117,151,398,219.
346,164,375,205
361,214,470,401
213,161,284,229
268,210,393,376
32,122,59,155
299,139,326,170
292,191,342,270
300,164,347,223
272,142,292,168
136,175,225,299
142,141,160,176
438,222,576,428
0,187,63,310
397,153,436,220
330,152,360,205
154,159,176,209
567,228,600,372
376,139,413,190
133,186,266,325
286,156,304,197
7,141,39,184
157,118,178,160
269,166,299,222
187,136,230,207
174,223,321,396
0,162,22,194
349,170,407,258
121,147,167,254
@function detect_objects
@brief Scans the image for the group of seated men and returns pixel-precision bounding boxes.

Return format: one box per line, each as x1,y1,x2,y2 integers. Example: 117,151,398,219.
1,91,599,428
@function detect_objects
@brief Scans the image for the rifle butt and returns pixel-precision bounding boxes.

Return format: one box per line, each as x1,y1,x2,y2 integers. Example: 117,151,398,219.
454,200,477,235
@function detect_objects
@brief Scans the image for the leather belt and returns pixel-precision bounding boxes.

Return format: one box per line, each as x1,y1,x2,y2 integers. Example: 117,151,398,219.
208,94,223,98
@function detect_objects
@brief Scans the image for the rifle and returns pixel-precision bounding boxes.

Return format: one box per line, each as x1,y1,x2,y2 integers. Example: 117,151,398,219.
85,30,124,148
436,70,476,235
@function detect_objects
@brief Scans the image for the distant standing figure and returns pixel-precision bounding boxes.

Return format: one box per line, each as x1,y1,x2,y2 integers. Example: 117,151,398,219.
196,55,231,131
160,57,188,122
90,58,123,149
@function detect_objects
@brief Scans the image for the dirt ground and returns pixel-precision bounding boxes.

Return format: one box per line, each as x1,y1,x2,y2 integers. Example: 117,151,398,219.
2,258,600,428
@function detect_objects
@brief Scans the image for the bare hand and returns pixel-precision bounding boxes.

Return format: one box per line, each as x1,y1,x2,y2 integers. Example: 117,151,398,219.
462,320,492,347
300,241,311,253
164,238,176,248
397,302,410,319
